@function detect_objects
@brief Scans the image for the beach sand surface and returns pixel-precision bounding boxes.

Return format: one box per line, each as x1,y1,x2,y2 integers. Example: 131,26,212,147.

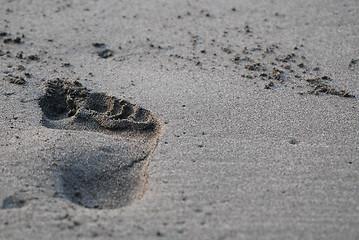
0,0,358,239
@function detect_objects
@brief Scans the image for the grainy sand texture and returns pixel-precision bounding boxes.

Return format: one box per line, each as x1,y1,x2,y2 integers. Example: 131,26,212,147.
0,0,358,239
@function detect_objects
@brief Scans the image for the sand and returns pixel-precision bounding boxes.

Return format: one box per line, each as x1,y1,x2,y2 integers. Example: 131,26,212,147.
0,0,358,239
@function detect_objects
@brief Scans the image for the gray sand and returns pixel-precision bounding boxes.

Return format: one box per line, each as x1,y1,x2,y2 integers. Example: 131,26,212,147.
0,0,358,239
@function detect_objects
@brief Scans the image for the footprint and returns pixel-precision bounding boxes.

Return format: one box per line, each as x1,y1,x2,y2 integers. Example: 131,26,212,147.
39,79,161,209
39,79,157,133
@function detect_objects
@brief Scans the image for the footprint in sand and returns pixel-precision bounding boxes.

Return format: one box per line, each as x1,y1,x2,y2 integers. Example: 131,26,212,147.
37,79,161,209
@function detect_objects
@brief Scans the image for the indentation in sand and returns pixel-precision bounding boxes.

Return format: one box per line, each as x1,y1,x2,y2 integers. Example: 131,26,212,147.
38,79,161,209
1,192,37,209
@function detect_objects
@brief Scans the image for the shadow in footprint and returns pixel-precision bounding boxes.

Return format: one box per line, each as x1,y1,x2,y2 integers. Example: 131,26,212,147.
39,79,157,133
39,79,161,209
